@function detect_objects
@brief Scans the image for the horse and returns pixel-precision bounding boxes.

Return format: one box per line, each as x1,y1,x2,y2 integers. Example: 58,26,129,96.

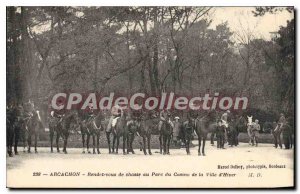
182,118,196,155
227,119,239,147
49,114,63,153
25,110,44,153
247,116,254,145
106,112,127,154
235,116,247,144
6,106,16,157
79,114,92,154
160,119,173,155
51,111,79,154
85,111,105,154
126,119,141,154
194,110,217,156
138,115,160,155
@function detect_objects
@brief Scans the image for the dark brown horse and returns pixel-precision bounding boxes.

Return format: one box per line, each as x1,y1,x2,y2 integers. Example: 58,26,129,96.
25,110,43,153
138,116,160,155
85,112,105,154
6,106,15,157
106,113,128,154
49,114,64,153
51,111,79,154
194,111,217,156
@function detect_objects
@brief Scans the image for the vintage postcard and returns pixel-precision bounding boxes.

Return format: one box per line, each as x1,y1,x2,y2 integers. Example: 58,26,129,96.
6,6,295,188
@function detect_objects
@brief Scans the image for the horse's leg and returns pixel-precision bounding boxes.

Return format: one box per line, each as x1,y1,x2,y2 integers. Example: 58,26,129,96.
167,136,170,155
92,135,96,154
116,136,120,154
87,134,91,154
147,134,152,155
127,133,131,154
159,134,163,154
163,135,167,155
56,132,60,153
112,134,116,153
27,133,32,153
123,134,127,155
142,136,147,155
186,134,190,155
278,133,282,149
202,136,207,156
14,127,20,155
198,134,202,156
34,131,38,153
130,133,135,154
23,129,27,152
106,132,111,154
97,134,101,154
50,129,54,153
63,133,69,154
197,133,201,156
81,133,86,153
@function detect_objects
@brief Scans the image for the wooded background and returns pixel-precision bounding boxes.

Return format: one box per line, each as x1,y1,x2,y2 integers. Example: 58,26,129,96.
6,7,295,122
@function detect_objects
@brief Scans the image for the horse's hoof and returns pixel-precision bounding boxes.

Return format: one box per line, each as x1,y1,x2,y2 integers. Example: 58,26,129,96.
198,152,201,156
123,152,127,155
187,152,191,155
140,148,142,151
202,153,206,156
15,152,19,155
167,152,170,155
93,151,96,154
132,151,135,154
28,150,31,153
82,151,85,154
88,151,91,154
8,153,13,157
163,152,166,155
149,152,152,155
144,152,147,155
51,150,53,153
97,151,101,154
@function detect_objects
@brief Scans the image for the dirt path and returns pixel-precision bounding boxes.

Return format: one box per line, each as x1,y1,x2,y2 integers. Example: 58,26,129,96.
7,142,294,188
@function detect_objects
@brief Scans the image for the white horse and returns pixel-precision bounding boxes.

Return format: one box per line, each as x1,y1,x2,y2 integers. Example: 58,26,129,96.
247,116,254,145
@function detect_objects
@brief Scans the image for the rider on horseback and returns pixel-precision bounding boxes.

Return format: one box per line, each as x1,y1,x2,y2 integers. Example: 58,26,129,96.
106,104,123,133
158,110,174,131
127,105,143,127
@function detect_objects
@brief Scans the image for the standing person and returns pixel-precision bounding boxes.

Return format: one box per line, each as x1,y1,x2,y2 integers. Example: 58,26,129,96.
221,110,231,143
274,113,287,132
252,119,261,146
216,119,225,149
173,116,181,146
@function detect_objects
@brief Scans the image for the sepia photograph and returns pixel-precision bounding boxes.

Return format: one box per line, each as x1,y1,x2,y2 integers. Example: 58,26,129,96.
6,6,295,188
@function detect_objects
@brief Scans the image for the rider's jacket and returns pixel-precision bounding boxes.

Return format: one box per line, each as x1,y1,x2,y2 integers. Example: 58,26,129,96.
111,105,122,117
188,109,198,119
131,108,142,120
